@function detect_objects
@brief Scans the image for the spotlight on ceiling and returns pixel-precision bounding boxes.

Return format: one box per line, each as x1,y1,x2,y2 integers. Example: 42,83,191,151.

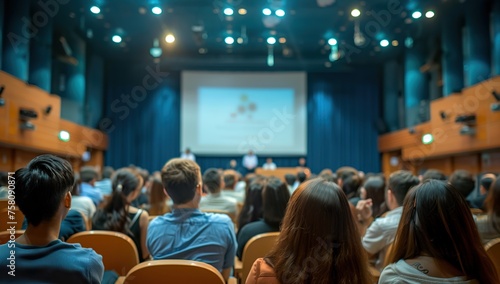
422,133,434,145
112,35,122,43
392,40,399,46
58,130,71,142
351,9,361,17
492,90,500,101
425,11,435,18
263,8,272,16
328,38,337,46
439,111,448,121
412,11,422,19
225,36,235,44
275,9,285,17
267,37,276,45
152,6,162,15
0,85,5,107
279,37,286,44
238,8,247,15
460,125,476,136
380,39,389,47
44,105,52,115
224,8,234,16
90,6,100,14
165,34,175,43
150,38,162,58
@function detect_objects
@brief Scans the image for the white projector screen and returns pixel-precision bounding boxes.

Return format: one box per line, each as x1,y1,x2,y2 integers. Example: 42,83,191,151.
181,71,307,155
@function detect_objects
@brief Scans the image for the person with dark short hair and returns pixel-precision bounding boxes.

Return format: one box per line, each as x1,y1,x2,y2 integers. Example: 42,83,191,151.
469,173,496,209
357,170,420,270
284,174,296,194
0,154,104,283
147,159,236,282
222,170,245,202
80,166,103,206
449,170,475,200
199,168,238,218
421,169,447,182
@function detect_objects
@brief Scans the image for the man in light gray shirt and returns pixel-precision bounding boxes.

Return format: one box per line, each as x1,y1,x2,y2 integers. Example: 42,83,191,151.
200,168,238,219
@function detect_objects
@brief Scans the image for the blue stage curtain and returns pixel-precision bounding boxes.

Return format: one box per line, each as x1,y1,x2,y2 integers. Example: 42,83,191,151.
104,68,381,174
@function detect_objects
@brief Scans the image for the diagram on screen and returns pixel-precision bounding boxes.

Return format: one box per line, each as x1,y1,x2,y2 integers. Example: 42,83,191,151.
230,94,257,120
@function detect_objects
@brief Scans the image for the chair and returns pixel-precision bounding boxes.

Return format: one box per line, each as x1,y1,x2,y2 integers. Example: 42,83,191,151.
0,207,25,231
0,230,25,245
235,232,279,282
67,231,139,276
115,260,236,284
485,238,500,280
470,208,485,216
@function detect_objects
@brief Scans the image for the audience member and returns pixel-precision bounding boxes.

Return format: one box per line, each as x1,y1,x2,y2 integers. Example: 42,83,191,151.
358,170,420,270
449,170,475,200
70,173,96,220
246,178,371,284
93,168,150,262
237,177,265,230
227,159,243,174
342,174,362,202
234,172,246,192
147,159,236,281
237,177,290,259
147,178,170,216
0,155,104,283
469,173,496,209
222,170,245,202
181,148,196,161
23,209,87,241
95,166,114,196
199,168,238,218
131,168,150,208
242,150,258,174
476,177,500,244
360,176,388,219
336,166,358,187
421,169,447,182
381,180,498,283
262,158,277,170
297,157,307,168
0,172,8,198
292,171,307,191
80,166,103,206
284,173,296,194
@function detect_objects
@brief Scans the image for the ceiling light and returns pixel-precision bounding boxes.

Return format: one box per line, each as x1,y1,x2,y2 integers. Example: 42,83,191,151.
328,38,337,46
263,8,272,16
224,8,234,16
425,11,435,18
275,9,285,17
422,133,433,145
225,36,234,44
351,9,361,17
165,34,175,43
59,130,70,142
237,37,244,44
412,11,422,19
392,40,399,46
267,37,276,45
279,37,286,44
380,39,389,47
90,6,100,14
238,8,247,15
112,35,122,43
152,6,162,15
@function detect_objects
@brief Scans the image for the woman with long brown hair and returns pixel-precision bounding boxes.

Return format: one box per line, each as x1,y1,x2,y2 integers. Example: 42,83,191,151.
381,180,498,283
246,178,372,284
476,176,500,244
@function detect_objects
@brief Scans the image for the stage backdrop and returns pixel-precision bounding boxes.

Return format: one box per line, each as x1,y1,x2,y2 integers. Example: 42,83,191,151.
103,63,381,174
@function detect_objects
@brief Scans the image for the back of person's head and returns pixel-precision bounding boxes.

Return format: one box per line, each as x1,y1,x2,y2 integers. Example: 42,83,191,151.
102,166,114,179
341,174,362,199
296,171,307,183
480,175,495,193
148,178,168,215
421,169,447,182
388,170,420,206
284,174,296,186
262,177,290,227
95,168,143,234
223,171,237,190
238,177,265,229
203,168,222,194
15,155,74,226
335,166,358,179
363,176,387,218
80,166,98,183
266,178,371,284
449,170,475,199
0,172,8,187
388,180,498,283
319,168,333,176
486,177,500,218
319,173,336,183
161,158,200,205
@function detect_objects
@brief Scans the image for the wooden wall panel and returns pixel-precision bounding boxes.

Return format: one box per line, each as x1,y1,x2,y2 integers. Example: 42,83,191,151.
378,123,432,152
381,151,402,177
453,154,481,175
0,147,13,172
13,150,38,171
481,152,500,174
415,157,454,176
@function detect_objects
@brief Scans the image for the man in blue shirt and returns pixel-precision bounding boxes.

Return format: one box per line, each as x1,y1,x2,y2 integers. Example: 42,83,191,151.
147,158,236,281
0,154,104,283
80,166,103,206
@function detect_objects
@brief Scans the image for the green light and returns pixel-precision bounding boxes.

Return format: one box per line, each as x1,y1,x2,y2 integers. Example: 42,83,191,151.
422,133,433,145
59,130,70,142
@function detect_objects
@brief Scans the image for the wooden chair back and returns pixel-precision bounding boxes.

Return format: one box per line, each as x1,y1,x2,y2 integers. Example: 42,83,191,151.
485,238,500,281
67,231,139,276
0,230,25,245
241,232,279,282
0,207,24,231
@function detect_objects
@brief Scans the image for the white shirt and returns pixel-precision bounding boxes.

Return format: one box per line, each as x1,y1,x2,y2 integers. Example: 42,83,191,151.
242,154,258,170
262,162,277,170
71,195,96,219
199,193,238,216
181,153,196,161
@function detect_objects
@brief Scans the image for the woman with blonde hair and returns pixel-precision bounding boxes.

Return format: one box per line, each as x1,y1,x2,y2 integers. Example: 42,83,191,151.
246,178,372,284
381,180,498,283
